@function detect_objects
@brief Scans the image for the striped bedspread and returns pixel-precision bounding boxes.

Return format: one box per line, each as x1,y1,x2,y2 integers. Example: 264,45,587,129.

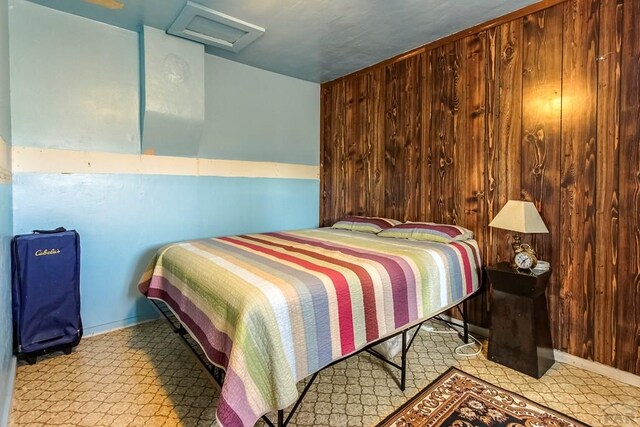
138,228,481,427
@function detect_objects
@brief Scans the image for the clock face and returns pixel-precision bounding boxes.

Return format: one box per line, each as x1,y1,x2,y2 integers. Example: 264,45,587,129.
514,251,534,269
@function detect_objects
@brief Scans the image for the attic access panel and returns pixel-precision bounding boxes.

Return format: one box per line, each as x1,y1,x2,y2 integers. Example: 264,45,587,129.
168,1,265,53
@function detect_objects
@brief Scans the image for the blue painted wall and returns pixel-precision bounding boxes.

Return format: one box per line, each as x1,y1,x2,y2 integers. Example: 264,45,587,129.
12,174,318,334
0,0,9,140
0,184,12,427
9,1,320,335
201,55,319,165
9,0,140,154
0,0,13,423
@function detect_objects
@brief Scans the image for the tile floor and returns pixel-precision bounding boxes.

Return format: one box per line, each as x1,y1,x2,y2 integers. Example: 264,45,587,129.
10,319,640,427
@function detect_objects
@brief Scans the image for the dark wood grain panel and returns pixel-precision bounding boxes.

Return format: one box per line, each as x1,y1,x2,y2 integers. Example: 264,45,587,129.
485,27,497,267
489,20,524,266
401,53,425,221
428,42,462,224
319,0,640,375
594,0,622,368
419,52,432,222
383,62,402,220
559,0,598,359
327,80,346,226
345,74,374,217
521,4,564,350
366,68,386,218
320,84,338,226
617,0,640,374
344,77,358,217
383,55,424,221
460,32,489,325
454,31,487,237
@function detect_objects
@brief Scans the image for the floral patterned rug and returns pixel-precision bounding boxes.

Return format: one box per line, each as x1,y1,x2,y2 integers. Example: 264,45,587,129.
378,368,590,427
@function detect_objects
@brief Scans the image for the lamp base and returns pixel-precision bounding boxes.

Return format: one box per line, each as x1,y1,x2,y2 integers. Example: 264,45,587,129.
509,233,521,270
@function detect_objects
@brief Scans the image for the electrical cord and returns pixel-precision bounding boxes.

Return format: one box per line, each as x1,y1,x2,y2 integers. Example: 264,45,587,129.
454,334,483,357
422,322,483,357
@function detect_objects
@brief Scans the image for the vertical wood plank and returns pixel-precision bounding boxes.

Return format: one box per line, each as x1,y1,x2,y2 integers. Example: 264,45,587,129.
404,54,424,222
521,4,564,349
344,77,357,216
559,0,598,359
462,32,487,257
384,55,424,221
384,62,402,220
419,52,432,222
320,85,330,226
594,0,622,368
328,80,346,225
355,75,369,216
425,48,439,222
368,68,386,217
429,42,462,224
617,0,640,374
452,38,468,229
485,26,497,267
461,32,489,325
344,74,370,217
489,20,524,265
484,26,498,319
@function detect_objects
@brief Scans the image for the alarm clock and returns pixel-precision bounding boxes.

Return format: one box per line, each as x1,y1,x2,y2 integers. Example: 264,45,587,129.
513,243,538,270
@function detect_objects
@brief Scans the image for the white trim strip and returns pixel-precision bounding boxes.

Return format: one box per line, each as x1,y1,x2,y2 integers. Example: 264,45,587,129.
12,146,319,180
553,350,640,388
0,136,10,183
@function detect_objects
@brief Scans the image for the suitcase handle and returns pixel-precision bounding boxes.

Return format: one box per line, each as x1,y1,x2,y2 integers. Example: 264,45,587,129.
32,227,67,234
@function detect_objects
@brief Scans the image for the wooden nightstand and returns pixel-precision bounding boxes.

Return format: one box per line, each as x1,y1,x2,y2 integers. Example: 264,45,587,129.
486,262,554,378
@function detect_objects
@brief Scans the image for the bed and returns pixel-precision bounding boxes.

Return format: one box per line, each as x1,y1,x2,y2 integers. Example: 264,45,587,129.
138,227,482,427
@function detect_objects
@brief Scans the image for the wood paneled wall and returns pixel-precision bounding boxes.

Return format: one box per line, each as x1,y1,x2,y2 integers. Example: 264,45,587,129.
320,0,640,375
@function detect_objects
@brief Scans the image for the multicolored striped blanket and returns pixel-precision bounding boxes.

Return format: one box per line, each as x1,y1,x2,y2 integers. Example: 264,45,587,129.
138,228,481,427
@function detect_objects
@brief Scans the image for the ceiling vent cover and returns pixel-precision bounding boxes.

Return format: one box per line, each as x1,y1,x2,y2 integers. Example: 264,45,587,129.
168,1,265,53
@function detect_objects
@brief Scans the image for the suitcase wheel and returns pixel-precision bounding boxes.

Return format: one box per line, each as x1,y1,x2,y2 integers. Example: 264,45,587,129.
25,356,37,365
63,347,72,355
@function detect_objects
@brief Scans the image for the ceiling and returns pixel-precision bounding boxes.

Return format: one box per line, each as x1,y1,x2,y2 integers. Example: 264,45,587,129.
25,0,540,83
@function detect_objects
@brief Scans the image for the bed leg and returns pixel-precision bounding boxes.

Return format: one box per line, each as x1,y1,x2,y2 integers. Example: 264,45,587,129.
277,410,284,427
463,299,469,344
400,329,407,391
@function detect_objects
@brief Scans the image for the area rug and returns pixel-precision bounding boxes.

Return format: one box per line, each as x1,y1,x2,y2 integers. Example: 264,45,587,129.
377,367,590,427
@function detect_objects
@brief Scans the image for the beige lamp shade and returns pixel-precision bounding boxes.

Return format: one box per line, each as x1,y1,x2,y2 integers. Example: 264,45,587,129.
489,200,549,234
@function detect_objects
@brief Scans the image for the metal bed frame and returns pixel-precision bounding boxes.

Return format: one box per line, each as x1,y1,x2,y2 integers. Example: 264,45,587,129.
151,292,479,427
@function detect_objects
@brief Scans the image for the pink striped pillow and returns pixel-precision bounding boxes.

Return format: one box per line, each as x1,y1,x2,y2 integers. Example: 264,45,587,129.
377,222,473,243
332,216,400,234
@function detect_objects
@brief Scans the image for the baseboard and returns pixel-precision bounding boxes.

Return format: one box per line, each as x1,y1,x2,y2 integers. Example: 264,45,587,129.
0,356,16,427
435,315,640,388
83,313,160,338
553,350,640,388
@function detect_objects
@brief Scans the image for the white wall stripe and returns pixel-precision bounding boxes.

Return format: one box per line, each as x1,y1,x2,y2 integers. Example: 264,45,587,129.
12,146,319,180
0,136,10,183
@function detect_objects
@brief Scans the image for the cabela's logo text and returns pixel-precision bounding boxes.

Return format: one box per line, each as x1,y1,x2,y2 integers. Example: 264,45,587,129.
35,249,61,257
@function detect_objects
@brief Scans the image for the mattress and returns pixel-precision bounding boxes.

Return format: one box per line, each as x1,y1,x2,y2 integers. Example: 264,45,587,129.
138,228,481,427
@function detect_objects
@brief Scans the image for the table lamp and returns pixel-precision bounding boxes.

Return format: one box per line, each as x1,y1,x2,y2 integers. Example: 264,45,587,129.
489,200,549,269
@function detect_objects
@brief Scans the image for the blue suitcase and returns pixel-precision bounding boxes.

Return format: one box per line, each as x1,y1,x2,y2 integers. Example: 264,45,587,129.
11,227,82,364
